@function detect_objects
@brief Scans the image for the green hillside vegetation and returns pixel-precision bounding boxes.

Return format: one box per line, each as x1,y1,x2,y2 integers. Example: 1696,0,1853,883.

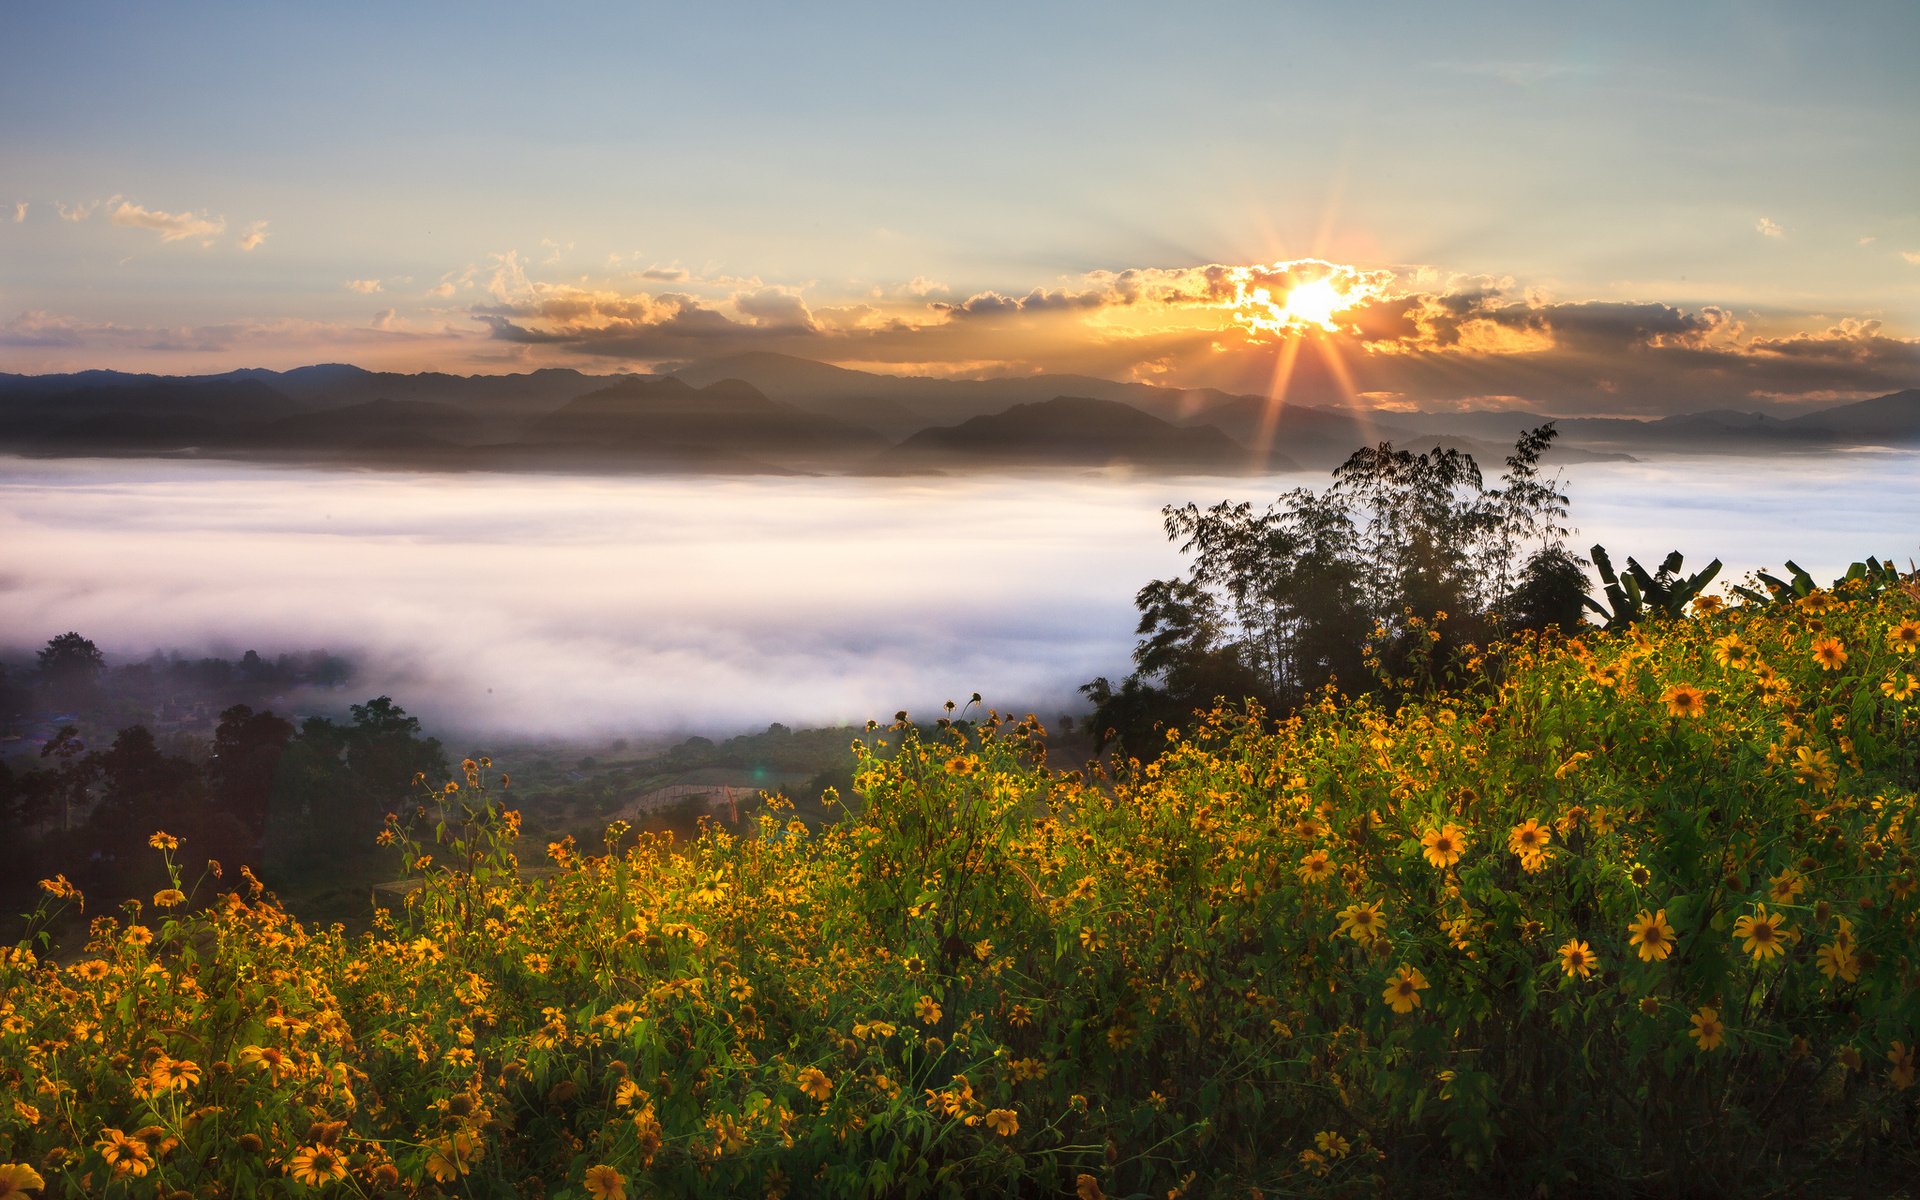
3,570,1918,1196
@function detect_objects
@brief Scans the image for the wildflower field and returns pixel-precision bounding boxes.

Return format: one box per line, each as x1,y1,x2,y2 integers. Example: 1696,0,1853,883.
3,580,1919,1197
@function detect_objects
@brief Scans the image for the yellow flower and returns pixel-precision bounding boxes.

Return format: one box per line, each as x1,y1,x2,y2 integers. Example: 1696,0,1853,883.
583,1164,628,1200
1811,636,1847,671
1507,818,1550,858
152,888,186,908
1336,900,1385,944
146,831,178,851
0,1164,46,1197
914,995,942,1025
1075,1174,1107,1200
1296,849,1334,885
287,1144,348,1187
1711,634,1752,669
1768,868,1806,903
146,1056,201,1092
1382,965,1429,1014
1627,910,1676,962
983,1108,1019,1136
1891,1041,1916,1090
1817,941,1861,983
1558,939,1598,979
1731,903,1788,962
706,1112,747,1155
1314,1130,1351,1158
237,1044,289,1079
424,1130,481,1182
1888,620,1920,653
1420,824,1467,869
94,1128,152,1178
1883,673,1918,701
1689,1006,1725,1051
1662,684,1708,718
1792,745,1836,789
796,1067,832,1102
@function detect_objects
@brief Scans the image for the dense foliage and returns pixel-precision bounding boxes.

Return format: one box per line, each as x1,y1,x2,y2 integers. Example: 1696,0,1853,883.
2,694,445,926
3,577,1919,1196
1083,428,1585,753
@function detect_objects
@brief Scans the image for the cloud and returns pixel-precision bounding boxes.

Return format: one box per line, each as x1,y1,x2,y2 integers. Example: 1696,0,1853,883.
11,203,24,223
372,308,399,331
1756,217,1784,238
109,200,228,244
1903,251,1920,266
428,281,458,298
0,308,470,374
57,201,96,222
731,287,816,332
639,265,691,282
346,279,384,294
238,221,269,252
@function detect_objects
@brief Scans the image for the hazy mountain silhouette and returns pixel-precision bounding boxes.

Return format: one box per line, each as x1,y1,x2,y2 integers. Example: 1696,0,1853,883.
523,376,888,470
0,377,305,452
892,396,1273,471
670,352,1234,431
256,398,477,452
1786,389,1920,441
0,361,1912,474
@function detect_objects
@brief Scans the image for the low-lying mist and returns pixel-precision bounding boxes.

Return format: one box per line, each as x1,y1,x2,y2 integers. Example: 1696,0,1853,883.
3,451,1915,740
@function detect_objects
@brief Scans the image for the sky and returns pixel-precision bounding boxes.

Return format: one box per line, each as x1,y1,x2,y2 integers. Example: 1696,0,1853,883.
3,1,1918,415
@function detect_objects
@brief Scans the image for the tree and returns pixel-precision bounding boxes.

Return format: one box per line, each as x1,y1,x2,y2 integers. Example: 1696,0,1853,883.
208,704,295,856
36,632,105,710
1085,427,1578,755
264,697,445,879
92,725,202,862
1508,546,1591,635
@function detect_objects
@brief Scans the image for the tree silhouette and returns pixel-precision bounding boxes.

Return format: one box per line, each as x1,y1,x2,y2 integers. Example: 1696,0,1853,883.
36,632,106,711
1085,426,1576,754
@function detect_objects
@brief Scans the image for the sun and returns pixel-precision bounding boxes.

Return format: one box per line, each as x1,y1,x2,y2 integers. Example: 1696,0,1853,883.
1278,278,1347,329
1224,259,1383,337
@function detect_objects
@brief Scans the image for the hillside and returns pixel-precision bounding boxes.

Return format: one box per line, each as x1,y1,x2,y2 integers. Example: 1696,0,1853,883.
892,394,1278,470
0,362,1913,472
6,577,1916,1194
524,375,890,469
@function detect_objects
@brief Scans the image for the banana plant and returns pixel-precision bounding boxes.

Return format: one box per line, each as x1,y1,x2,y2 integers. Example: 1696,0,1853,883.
1583,545,1723,629
1732,556,1905,606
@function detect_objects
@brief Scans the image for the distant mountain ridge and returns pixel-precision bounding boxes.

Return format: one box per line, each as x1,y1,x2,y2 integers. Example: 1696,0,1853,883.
0,359,1913,475
892,395,1279,471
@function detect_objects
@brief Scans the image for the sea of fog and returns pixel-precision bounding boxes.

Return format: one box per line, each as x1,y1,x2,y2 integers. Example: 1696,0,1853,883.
2,451,1916,739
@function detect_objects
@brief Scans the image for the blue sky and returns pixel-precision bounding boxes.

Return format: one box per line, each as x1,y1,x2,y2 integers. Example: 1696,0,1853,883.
3,1,1917,412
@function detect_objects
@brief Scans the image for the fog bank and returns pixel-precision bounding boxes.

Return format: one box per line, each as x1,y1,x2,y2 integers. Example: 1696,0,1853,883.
2,453,1914,738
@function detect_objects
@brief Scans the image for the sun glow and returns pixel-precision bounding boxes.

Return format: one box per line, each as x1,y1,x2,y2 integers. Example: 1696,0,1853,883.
1278,278,1347,329
1224,259,1389,337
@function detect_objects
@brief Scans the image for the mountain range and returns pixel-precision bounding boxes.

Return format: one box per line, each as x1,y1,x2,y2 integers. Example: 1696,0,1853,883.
1,354,1913,477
